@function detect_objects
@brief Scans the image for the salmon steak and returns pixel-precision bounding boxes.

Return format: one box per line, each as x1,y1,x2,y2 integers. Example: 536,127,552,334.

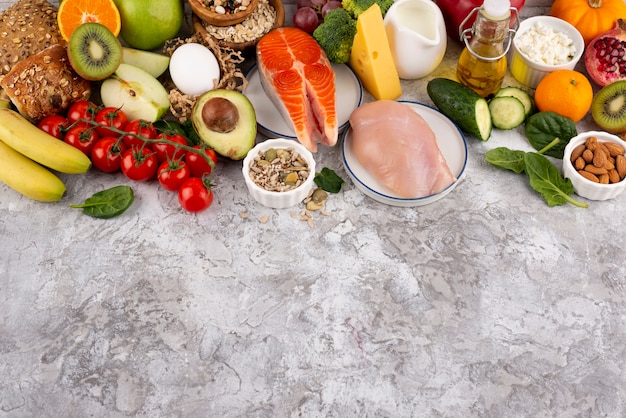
256,27,338,153
349,100,456,198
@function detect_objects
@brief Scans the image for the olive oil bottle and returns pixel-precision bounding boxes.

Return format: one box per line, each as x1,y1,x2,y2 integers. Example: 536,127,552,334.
456,0,516,97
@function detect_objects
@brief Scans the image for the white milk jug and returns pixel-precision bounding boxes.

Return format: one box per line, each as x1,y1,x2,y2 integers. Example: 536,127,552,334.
384,0,447,79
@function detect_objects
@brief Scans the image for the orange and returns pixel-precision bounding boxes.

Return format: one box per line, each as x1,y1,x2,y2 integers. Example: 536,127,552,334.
57,0,121,42
534,69,593,123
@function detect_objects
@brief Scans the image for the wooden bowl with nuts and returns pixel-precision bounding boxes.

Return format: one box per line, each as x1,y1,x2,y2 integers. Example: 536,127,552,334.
562,131,626,201
192,0,284,51
189,0,260,26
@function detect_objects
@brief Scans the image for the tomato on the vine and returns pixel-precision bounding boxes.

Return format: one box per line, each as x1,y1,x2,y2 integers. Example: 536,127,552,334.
95,107,129,138
63,123,99,155
91,137,127,173
123,119,157,149
185,145,218,178
67,100,98,123
153,133,188,164
37,115,69,140
121,147,158,182
178,177,214,213
157,160,191,192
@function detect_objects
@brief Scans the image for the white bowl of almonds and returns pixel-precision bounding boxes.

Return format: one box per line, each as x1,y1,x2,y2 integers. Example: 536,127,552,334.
563,131,626,201
242,138,316,208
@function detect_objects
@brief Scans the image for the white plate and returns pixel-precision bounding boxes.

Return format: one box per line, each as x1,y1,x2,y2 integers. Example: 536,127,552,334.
341,101,468,207
244,63,363,138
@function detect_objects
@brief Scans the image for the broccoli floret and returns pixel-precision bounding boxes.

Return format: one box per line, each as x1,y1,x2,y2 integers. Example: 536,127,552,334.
312,8,357,64
342,0,394,18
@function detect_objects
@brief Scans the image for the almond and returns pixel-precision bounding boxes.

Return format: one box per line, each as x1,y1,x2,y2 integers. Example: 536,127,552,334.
585,136,598,149
608,168,621,184
598,173,610,184
593,148,607,168
582,148,594,163
584,164,608,175
574,156,586,170
616,154,626,179
570,143,586,163
603,142,625,157
578,170,599,183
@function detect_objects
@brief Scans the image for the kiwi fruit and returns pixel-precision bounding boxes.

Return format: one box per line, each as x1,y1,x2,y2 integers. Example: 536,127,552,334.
67,22,122,81
591,80,626,133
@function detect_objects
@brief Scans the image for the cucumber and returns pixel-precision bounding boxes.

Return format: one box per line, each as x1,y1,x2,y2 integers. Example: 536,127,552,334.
488,96,526,130
495,86,534,118
427,78,492,141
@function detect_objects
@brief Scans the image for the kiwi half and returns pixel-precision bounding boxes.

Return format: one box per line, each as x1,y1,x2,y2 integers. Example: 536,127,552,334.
68,22,122,81
591,80,626,133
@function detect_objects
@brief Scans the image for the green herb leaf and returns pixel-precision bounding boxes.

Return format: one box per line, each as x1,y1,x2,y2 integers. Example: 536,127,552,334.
70,185,135,219
524,111,577,159
523,152,588,208
314,167,344,193
485,147,526,173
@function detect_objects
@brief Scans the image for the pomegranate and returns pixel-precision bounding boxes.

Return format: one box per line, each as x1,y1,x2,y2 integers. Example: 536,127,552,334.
585,19,626,87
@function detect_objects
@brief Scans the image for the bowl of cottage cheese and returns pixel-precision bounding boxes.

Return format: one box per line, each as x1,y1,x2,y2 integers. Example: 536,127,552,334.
509,16,584,89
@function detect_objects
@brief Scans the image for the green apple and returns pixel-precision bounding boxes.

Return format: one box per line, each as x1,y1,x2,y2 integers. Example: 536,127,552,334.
122,47,170,78
100,63,170,122
114,0,184,51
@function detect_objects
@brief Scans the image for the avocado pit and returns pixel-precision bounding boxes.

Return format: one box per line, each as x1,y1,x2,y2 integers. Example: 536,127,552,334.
202,97,239,133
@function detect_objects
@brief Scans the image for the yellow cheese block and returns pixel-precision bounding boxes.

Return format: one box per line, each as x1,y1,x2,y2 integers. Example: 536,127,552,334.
349,4,402,100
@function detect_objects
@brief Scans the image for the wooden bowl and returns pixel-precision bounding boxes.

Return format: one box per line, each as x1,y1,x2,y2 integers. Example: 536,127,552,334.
193,0,284,51
189,0,260,27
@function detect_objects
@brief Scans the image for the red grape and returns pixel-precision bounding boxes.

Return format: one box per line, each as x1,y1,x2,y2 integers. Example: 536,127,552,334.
321,0,342,17
293,7,320,33
296,0,311,8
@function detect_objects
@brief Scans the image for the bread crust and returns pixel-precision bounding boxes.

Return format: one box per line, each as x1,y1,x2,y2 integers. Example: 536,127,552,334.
0,44,91,123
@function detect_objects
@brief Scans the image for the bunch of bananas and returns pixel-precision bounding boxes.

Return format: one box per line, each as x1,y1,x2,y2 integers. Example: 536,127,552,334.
0,108,91,202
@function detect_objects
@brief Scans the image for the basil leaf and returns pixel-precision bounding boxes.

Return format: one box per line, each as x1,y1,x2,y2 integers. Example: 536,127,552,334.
525,111,577,159
523,153,587,208
154,119,186,136
314,167,344,193
485,147,526,173
70,185,135,219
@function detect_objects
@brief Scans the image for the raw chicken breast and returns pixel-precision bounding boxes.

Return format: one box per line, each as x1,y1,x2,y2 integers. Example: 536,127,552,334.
349,100,456,198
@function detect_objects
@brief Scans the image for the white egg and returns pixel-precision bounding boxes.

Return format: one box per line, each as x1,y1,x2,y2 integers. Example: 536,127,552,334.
169,43,221,96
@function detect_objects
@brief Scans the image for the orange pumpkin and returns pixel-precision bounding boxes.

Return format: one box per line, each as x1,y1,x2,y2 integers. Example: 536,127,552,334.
550,0,626,45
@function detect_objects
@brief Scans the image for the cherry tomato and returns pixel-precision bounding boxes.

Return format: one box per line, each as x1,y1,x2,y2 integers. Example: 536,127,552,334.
67,100,98,123
121,147,158,182
123,119,157,149
157,160,191,192
178,177,214,213
91,137,127,173
153,133,188,164
37,115,69,140
95,107,129,138
185,145,218,178
63,123,99,155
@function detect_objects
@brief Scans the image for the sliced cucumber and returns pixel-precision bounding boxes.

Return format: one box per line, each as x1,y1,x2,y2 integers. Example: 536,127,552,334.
427,78,492,141
495,86,534,118
488,96,526,130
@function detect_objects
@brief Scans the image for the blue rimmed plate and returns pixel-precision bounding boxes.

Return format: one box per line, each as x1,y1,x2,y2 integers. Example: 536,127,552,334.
341,101,469,207
244,63,363,138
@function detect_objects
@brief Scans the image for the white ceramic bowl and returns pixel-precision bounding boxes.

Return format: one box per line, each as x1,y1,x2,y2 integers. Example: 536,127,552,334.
509,16,584,89
562,131,626,201
242,138,316,209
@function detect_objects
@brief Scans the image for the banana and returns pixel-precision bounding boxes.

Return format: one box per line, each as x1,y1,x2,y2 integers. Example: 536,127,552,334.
0,140,66,202
0,108,91,174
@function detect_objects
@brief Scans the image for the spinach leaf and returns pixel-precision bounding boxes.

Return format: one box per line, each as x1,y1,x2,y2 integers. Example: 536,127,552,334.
524,111,577,159
314,167,344,193
70,185,135,219
485,147,526,173
523,152,588,208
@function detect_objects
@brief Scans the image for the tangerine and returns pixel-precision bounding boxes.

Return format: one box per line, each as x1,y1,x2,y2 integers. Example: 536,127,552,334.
57,0,121,42
534,69,593,123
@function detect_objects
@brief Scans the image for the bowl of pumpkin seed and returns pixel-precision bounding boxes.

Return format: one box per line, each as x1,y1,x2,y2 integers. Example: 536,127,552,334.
242,138,316,208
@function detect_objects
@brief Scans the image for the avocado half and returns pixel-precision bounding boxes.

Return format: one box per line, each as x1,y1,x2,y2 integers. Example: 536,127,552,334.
191,89,257,160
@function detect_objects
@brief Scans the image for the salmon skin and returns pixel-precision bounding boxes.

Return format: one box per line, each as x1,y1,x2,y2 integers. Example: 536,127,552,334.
256,27,338,153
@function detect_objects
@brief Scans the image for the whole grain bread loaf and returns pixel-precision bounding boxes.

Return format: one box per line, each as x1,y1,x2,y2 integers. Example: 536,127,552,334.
0,0,66,82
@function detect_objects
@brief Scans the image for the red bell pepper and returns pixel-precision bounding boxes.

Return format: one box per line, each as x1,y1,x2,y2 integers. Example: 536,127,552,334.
436,0,526,43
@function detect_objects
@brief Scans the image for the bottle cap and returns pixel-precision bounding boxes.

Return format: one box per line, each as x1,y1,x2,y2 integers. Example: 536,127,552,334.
483,0,510,19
